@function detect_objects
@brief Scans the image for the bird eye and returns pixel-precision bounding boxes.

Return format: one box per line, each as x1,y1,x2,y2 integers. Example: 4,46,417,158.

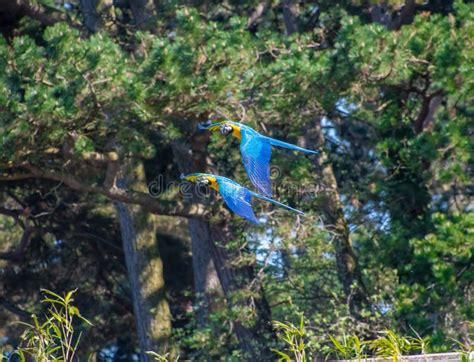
197,177,210,186
219,124,233,136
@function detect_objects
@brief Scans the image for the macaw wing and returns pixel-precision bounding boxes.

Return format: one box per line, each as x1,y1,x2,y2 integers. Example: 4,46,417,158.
240,134,272,197
219,183,258,224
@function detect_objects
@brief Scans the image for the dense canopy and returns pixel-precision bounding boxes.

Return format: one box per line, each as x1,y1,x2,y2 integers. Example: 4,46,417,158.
0,0,472,360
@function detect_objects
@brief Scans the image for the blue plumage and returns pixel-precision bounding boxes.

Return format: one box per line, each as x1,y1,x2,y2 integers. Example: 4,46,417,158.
265,136,318,154
240,128,272,197
181,173,304,223
198,121,317,197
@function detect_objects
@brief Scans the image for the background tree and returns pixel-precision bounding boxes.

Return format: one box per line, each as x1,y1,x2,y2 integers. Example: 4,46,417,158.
0,0,472,359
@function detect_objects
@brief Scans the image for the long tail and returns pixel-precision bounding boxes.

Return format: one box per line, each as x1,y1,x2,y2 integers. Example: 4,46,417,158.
265,136,318,154
251,191,305,215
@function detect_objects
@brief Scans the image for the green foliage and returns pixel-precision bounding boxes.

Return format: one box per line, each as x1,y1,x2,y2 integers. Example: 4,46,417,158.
394,212,474,349
173,306,242,359
272,315,308,362
0,0,472,359
450,323,474,362
369,330,423,361
274,319,432,361
325,329,430,360
15,289,92,362
327,334,368,360
146,351,179,362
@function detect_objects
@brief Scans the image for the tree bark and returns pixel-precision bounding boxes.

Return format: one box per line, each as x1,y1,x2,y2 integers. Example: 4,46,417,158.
279,0,368,319
80,0,101,32
281,0,299,35
12,163,207,219
371,0,416,30
0,0,67,37
187,219,224,326
302,119,369,318
207,223,274,360
247,0,270,30
169,133,224,326
79,0,115,33
129,0,155,30
172,134,274,359
115,160,173,361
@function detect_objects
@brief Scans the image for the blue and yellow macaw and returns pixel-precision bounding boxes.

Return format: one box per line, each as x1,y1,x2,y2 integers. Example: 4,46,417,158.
181,173,304,223
197,121,317,197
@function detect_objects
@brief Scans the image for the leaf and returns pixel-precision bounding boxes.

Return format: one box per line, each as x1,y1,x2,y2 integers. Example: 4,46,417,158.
74,135,95,154
42,298,67,307
65,289,78,303
49,322,62,339
41,289,66,304
271,349,291,361
77,313,94,326
146,351,170,361
69,306,80,316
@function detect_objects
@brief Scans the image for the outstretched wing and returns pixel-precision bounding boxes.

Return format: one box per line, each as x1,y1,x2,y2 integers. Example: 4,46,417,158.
240,132,272,197
218,181,258,224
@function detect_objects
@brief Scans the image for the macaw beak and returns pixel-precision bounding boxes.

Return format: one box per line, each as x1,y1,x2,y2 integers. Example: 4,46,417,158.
196,121,224,132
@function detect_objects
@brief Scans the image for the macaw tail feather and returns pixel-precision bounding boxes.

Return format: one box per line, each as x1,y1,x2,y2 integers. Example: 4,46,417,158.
251,192,305,215
266,137,318,154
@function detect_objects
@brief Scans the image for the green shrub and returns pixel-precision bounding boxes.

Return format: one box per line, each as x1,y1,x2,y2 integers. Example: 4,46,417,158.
14,289,92,362
272,315,308,362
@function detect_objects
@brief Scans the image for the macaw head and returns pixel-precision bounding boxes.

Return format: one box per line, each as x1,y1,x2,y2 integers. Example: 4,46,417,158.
197,120,242,140
180,173,219,190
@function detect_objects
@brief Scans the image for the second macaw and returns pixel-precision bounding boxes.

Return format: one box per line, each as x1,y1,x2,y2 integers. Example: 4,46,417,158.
198,121,317,197
181,173,304,223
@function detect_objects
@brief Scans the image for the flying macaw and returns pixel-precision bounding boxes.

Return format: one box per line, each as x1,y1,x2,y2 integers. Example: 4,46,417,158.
197,121,317,197
181,173,304,223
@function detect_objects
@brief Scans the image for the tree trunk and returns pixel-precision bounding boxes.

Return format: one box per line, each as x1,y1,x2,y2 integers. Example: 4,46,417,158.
170,133,224,326
188,217,264,348
371,0,416,30
280,1,368,320
187,219,224,326
281,0,299,35
79,0,115,33
247,0,270,30
302,119,369,318
172,134,274,359
0,0,66,36
129,0,155,29
206,223,274,360
115,160,173,361
80,0,100,32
